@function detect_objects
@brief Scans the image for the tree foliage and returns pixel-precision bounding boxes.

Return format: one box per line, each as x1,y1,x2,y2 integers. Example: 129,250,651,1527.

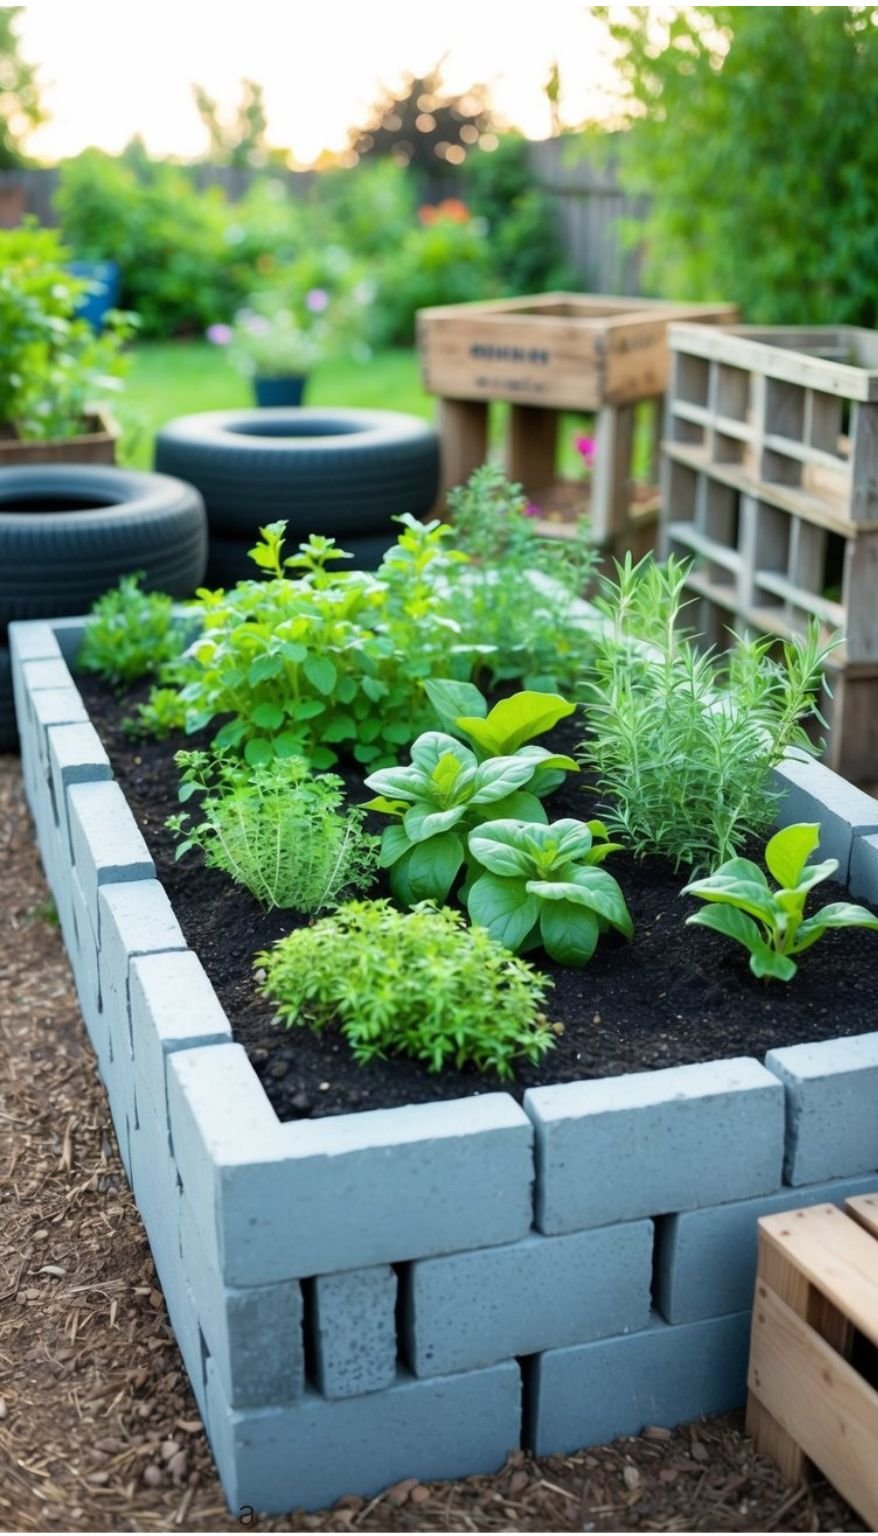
0,7,44,168
599,6,878,325
192,77,287,168
348,64,495,179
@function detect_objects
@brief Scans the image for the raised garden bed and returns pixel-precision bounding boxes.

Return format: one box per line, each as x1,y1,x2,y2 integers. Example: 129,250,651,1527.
12,615,878,1516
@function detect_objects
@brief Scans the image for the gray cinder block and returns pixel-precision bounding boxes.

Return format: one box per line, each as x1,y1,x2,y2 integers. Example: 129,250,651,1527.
130,949,232,1120
68,779,154,936
772,757,878,879
311,1266,398,1399
766,1033,878,1184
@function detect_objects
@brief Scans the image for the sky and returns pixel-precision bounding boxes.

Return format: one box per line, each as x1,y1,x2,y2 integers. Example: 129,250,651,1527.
15,1,619,166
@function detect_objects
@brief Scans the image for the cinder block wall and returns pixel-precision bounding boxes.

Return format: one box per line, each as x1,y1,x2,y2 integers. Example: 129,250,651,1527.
12,619,878,1515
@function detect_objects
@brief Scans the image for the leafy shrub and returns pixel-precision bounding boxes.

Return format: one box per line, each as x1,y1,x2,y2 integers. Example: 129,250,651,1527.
683,822,878,981
580,554,840,872
462,132,574,294
171,517,473,770
256,899,557,1077
444,466,598,693
124,687,186,740
369,210,500,347
312,159,417,261
0,223,133,439
467,817,630,964
78,574,184,684
167,751,378,912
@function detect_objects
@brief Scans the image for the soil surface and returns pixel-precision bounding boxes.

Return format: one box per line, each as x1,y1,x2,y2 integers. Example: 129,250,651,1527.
0,751,866,1532
76,673,878,1125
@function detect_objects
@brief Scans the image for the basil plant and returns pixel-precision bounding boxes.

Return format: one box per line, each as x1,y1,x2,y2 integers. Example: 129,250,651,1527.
683,821,878,980
468,817,632,965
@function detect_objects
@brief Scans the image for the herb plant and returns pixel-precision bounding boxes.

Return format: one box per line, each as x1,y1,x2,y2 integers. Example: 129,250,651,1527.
123,687,186,740
467,817,631,965
78,574,186,685
167,750,378,912
256,899,558,1078
683,822,878,980
581,553,840,871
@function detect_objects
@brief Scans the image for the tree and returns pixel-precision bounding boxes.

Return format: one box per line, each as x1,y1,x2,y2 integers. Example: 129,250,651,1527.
0,6,45,168
193,78,287,168
597,7,878,325
348,64,496,181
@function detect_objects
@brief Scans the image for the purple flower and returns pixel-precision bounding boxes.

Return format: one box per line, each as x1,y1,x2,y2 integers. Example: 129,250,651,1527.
523,502,543,519
206,323,233,346
305,288,330,313
574,434,596,465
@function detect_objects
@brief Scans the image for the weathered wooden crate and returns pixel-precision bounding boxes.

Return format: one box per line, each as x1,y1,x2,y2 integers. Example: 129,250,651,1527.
661,324,878,780
417,294,736,556
0,410,117,467
747,1196,878,1530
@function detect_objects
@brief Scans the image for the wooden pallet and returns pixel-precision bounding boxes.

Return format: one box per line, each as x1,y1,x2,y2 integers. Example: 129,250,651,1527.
746,1196,878,1529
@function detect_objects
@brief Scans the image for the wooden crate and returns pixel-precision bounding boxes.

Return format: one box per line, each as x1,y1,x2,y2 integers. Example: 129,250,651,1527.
417,293,737,558
661,324,878,779
747,1197,878,1530
0,410,117,467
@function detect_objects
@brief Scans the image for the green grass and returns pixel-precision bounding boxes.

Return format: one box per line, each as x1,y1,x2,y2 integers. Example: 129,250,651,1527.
119,342,432,469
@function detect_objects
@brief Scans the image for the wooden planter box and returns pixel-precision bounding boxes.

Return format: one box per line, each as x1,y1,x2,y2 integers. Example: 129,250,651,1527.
0,410,117,467
417,293,737,559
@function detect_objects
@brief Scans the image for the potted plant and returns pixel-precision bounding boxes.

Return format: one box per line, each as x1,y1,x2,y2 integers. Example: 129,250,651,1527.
208,289,334,408
0,224,134,465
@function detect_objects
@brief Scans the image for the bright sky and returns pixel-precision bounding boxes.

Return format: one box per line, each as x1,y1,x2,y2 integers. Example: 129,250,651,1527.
16,1,619,166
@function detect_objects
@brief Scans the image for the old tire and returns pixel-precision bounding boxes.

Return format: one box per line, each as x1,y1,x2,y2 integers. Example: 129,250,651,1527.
0,645,16,752
0,465,208,627
154,407,439,540
206,527,399,588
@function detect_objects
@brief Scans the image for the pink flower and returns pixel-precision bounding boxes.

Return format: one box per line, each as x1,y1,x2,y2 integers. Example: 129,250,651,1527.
206,323,233,345
574,434,596,465
523,502,543,519
305,288,330,313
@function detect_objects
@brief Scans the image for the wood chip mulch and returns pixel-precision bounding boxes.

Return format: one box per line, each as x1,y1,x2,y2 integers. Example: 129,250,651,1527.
0,753,865,1534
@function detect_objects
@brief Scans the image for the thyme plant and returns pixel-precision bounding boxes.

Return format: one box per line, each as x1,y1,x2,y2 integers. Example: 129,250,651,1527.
580,554,840,871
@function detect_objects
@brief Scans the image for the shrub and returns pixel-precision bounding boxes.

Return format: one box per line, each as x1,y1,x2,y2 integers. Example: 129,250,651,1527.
369,210,500,347
256,899,557,1078
78,574,183,684
463,132,574,293
167,751,378,912
581,554,840,871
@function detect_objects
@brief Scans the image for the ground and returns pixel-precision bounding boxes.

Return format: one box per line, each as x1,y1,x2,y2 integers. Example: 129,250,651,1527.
0,753,865,1533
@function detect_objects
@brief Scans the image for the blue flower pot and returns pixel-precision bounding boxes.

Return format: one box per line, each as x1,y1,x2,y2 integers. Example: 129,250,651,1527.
68,260,121,331
253,375,309,408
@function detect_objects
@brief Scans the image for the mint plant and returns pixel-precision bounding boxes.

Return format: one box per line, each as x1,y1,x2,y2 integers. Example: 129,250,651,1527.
78,574,186,685
167,750,378,912
683,822,878,980
467,817,631,965
256,899,558,1078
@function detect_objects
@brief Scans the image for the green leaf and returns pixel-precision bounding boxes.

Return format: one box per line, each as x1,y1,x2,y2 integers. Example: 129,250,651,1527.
247,654,283,685
404,803,467,843
321,714,357,743
363,764,423,802
378,822,412,868
250,701,285,731
273,730,307,759
539,901,599,965
214,718,247,749
410,732,474,777
363,795,408,818
311,745,338,769
303,654,337,695
470,754,538,804
686,903,765,952
457,691,575,757
407,831,465,903
479,790,547,825
279,640,308,663
244,736,273,767
468,823,536,877
422,677,487,730
291,698,326,720
527,867,633,938
794,901,878,953
682,872,778,926
468,873,540,953
765,823,821,889
749,947,798,981
361,675,387,703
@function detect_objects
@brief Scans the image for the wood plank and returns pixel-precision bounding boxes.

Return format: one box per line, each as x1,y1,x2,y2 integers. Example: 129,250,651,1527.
666,521,743,575
748,1283,878,1528
669,325,878,402
506,405,557,490
591,404,634,540
850,403,878,523
663,442,874,535
758,1206,878,1349
845,1193,878,1240
436,399,489,503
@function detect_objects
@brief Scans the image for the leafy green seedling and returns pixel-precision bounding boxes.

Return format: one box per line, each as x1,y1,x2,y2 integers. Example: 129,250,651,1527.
683,821,878,980
467,817,631,965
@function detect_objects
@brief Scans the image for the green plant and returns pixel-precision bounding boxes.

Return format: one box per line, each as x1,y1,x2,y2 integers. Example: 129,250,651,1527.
256,899,557,1078
167,750,378,912
462,132,575,293
172,516,472,770
581,553,840,872
0,8,45,169
683,822,878,981
78,574,185,685
0,223,134,440
467,817,630,965
444,466,598,692
363,695,578,905
123,687,187,740
369,210,500,347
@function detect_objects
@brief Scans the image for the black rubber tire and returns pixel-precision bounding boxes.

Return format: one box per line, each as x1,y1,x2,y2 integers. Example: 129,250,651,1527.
0,645,17,753
206,526,398,588
0,465,208,629
154,407,439,539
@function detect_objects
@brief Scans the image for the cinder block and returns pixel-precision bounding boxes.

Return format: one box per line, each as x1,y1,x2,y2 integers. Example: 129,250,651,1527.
850,832,878,906
47,721,112,865
312,1267,397,1399
525,1058,784,1235
64,866,102,1055
68,780,154,937
46,616,87,666
22,657,74,693
656,1171,878,1323
206,1357,521,1515
129,950,231,1120
403,1221,653,1378
168,1044,534,1286
96,880,186,1075
8,620,63,666
129,1077,181,1274
772,758,878,879
529,1311,751,1457
180,1195,304,1409
765,1034,878,1184
9,622,63,808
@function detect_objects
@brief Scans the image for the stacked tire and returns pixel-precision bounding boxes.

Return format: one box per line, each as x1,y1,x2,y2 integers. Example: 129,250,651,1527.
154,407,440,584
0,464,207,751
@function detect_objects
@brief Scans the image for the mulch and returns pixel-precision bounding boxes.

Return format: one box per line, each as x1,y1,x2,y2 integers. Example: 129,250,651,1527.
0,751,865,1533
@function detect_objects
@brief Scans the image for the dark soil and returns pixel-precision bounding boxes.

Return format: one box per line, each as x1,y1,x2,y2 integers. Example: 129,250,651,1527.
77,672,878,1125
